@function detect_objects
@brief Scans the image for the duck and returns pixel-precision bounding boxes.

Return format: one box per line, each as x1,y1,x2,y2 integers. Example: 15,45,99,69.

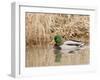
53,35,84,53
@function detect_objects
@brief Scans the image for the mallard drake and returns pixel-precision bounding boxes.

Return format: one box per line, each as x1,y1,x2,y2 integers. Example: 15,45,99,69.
54,35,84,53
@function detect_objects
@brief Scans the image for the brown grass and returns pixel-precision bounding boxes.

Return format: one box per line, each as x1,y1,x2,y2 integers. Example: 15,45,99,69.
25,13,89,47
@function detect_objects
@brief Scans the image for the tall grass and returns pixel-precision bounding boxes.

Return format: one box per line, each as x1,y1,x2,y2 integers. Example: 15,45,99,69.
25,13,89,47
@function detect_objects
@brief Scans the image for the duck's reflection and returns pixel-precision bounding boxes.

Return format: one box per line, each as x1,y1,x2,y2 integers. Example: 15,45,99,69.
54,49,62,62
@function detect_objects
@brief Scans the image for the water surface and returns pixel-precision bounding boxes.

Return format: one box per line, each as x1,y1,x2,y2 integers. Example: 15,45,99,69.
25,45,89,67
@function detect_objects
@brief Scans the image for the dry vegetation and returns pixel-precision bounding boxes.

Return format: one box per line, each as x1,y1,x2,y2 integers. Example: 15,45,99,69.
25,13,89,47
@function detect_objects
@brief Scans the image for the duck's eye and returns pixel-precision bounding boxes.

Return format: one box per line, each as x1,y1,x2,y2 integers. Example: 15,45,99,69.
62,36,64,38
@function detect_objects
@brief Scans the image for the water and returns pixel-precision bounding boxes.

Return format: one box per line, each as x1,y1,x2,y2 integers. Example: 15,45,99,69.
25,45,89,67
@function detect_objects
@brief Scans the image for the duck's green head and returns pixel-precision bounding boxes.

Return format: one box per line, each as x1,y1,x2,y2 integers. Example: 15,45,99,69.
54,34,62,46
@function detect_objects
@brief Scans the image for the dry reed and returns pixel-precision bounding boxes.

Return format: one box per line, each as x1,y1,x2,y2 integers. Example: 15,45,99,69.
25,13,89,47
